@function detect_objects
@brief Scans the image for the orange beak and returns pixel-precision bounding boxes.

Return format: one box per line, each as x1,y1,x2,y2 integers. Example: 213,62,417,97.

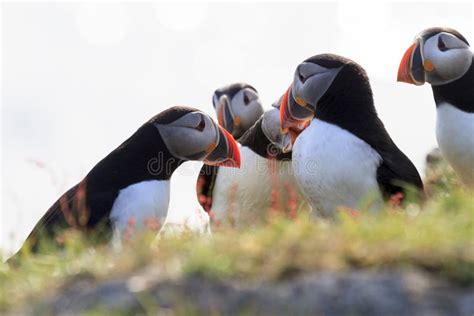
398,40,428,86
204,126,241,168
397,43,418,84
279,85,313,142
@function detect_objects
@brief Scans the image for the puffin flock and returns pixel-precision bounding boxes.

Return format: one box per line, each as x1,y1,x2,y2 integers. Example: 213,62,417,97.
11,27,473,258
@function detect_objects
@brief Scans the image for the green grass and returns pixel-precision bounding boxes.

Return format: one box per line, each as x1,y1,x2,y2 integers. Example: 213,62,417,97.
1,164,473,312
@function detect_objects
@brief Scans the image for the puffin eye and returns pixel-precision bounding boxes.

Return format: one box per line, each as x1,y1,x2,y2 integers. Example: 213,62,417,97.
438,37,448,51
297,67,306,83
195,116,206,132
243,93,250,105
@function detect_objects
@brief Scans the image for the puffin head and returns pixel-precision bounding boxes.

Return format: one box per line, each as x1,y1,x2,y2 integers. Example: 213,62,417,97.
279,54,362,139
213,83,264,139
398,27,472,86
261,108,293,154
153,106,240,168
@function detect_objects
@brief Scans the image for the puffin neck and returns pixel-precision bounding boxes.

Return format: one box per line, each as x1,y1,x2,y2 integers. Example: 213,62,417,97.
431,56,474,113
238,118,292,160
314,67,383,142
233,128,245,141
118,124,185,181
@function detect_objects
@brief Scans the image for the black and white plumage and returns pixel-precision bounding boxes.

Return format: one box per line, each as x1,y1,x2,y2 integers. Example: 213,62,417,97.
17,106,240,253
198,108,296,225
197,84,264,215
213,83,264,140
198,84,289,224
280,54,424,217
398,27,474,188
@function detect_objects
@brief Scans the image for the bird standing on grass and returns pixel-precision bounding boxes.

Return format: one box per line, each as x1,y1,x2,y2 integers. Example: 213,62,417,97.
197,83,264,215
197,84,300,226
398,27,474,188
206,108,297,225
280,54,424,217
14,106,240,256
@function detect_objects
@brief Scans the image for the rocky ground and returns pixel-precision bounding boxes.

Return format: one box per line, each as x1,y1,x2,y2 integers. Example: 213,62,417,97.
17,268,474,316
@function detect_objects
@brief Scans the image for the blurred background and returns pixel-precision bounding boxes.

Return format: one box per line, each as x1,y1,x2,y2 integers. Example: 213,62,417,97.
1,1,473,257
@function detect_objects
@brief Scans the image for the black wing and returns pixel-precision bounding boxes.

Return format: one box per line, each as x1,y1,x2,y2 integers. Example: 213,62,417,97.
17,179,117,255
376,147,424,201
350,115,424,201
196,165,219,212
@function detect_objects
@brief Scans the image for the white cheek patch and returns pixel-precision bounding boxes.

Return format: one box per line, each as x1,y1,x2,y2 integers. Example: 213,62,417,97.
261,108,291,152
242,88,259,103
261,109,281,143
170,112,202,129
423,34,472,84
292,65,342,106
155,113,218,160
230,90,264,130
229,91,246,118
155,125,199,159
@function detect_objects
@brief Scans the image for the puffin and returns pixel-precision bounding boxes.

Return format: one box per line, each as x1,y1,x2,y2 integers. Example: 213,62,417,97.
397,27,474,188
197,84,269,223
200,107,296,225
197,84,303,225
15,106,240,254
279,54,424,217
197,84,264,215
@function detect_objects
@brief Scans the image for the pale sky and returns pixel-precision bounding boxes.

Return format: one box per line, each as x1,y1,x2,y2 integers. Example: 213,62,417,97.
1,2,473,256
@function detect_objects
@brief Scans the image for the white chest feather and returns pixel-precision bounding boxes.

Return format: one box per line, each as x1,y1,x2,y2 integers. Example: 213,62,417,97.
292,119,383,217
110,180,170,233
211,146,297,224
436,103,474,188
